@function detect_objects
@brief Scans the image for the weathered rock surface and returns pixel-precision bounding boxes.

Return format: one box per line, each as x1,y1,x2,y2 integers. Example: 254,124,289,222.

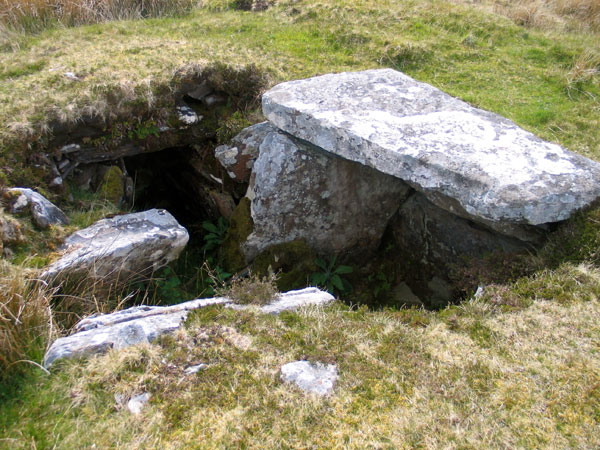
390,192,529,306
41,209,189,286
44,298,228,368
263,69,600,240
257,287,335,314
243,129,411,260
176,105,201,126
280,361,338,396
44,288,334,368
215,122,277,183
7,188,69,229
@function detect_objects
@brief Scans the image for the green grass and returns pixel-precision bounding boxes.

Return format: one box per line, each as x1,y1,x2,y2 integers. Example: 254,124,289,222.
0,0,598,181
1,295,599,448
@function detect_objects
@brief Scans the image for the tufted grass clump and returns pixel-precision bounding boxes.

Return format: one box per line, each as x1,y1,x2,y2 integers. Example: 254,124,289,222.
0,261,56,385
0,0,197,33
217,271,278,305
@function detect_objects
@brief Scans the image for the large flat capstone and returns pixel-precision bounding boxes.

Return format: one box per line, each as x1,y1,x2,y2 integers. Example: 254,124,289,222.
263,69,600,239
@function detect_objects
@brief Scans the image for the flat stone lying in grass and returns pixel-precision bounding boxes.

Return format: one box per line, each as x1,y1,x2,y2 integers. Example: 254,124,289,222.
44,288,334,368
263,69,600,241
280,360,338,396
41,209,189,288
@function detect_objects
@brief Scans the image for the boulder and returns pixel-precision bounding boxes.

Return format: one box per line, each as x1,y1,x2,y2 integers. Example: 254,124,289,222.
7,188,69,229
41,209,189,287
390,192,529,306
262,69,600,241
243,129,411,260
280,361,338,396
44,287,334,368
215,121,277,183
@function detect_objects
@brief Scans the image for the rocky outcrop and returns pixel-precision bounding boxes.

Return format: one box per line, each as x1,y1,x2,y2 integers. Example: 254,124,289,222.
44,287,335,368
262,69,600,242
7,188,69,229
243,129,410,260
280,361,338,396
41,209,189,287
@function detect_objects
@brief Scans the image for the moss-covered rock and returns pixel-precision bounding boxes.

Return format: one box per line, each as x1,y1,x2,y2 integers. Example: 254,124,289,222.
98,165,124,205
251,240,317,292
219,197,253,273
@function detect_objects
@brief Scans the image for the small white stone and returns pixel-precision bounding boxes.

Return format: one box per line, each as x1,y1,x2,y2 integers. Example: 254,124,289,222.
176,106,200,125
127,393,150,415
184,364,208,375
63,72,80,81
280,361,338,396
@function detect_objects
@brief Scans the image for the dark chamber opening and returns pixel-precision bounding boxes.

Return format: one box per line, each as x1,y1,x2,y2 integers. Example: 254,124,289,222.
124,145,230,236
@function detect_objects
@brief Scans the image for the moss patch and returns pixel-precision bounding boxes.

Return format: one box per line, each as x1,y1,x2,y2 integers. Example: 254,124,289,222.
219,196,253,273
98,165,124,205
251,239,317,292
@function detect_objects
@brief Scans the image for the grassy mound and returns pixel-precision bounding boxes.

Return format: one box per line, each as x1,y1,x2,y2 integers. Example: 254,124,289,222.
0,0,598,447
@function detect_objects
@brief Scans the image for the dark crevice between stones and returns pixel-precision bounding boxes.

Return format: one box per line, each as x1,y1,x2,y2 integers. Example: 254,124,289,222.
123,144,242,234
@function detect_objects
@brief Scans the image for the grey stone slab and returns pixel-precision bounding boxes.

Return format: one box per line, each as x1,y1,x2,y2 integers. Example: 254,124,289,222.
263,69,600,240
41,209,189,286
244,129,410,260
44,289,333,368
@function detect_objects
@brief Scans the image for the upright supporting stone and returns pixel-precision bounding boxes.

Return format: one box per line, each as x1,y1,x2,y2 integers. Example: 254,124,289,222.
244,129,410,261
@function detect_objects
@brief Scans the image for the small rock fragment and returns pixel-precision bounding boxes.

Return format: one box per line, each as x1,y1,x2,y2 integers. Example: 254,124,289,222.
7,188,69,229
59,144,81,154
280,361,338,396
127,393,150,415
63,72,80,81
176,105,201,125
184,364,208,375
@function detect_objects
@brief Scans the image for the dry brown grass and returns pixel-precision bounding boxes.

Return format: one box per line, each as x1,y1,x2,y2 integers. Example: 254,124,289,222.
216,271,279,305
0,0,197,32
0,261,56,378
567,49,600,88
477,0,600,31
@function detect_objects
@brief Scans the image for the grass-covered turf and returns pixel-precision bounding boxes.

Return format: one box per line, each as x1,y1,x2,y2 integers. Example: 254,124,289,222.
1,297,599,448
0,0,598,175
0,0,599,447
